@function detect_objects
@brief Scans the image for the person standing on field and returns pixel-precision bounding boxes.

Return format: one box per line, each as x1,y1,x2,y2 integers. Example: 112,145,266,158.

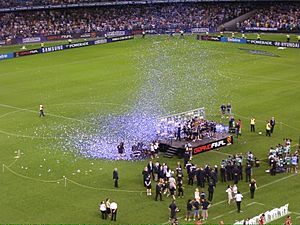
250,117,256,132
99,201,107,220
113,168,119,188
266,121,272,137
110,200,118,221
249,179,257,199
270,117,276,134
39,104,45,117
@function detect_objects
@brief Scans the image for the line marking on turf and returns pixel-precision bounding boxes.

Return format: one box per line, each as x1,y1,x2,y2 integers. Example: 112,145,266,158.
247,202,265,206
212,214,224,220
0,102,133,139
0,103,94,124
2,162,146,194
0,109,26,119
0,129,56,139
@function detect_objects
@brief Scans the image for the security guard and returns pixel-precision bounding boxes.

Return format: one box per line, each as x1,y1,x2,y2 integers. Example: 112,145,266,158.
266,121,272,137
231,32,235,38
250,117,256,132
298,35,300,43
242,33,246,39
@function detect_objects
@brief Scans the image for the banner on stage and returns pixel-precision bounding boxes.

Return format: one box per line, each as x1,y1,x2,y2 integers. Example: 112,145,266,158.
193,135,233,155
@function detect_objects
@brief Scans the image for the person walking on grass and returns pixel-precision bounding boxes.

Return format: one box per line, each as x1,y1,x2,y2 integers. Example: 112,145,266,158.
235,191,243,213
226,185,233,204
39,104,45,117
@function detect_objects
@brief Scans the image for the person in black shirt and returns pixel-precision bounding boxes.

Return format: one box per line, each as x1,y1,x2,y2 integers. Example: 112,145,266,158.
177,177,184,198
270,117,276,134
227,103,232,115
201,198,211,221
249,179,257,199
208,181,215,202
155,181,163,201
169,200,178,223
145,174,152,196
188,165,195,186
220,104,226,116
113,168,119,188
185,199,193,221
245,164,252,182
117,142,125,156
220,165,226,182
210,169,218,187
193,199,200,221
233,167,239,184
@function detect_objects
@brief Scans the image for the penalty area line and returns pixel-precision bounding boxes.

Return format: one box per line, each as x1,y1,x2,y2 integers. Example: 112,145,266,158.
0,103,93,125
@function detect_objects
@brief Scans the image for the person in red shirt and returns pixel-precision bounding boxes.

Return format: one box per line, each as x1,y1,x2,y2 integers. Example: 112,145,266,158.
259,213,265,225
284,215,292,225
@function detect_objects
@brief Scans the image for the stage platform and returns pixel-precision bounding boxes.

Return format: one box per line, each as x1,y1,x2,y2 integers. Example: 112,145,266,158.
159,133,233,158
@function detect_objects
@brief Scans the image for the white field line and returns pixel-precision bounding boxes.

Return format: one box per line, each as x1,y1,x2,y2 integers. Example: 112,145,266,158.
0,103,94,124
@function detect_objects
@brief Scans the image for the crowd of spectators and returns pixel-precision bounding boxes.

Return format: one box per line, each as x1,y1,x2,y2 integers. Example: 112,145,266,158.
0,3,252,40
241,3,300,30
0,0,112,8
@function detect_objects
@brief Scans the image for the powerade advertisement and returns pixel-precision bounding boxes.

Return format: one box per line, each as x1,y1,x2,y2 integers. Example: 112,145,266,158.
193,135,233,155
199,35,300,48
12,35,134,59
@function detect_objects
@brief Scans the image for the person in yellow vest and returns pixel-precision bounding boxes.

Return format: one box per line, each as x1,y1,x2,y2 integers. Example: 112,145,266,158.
220,31,224,38
231,32,235,38
242,33,246,39
297,35,300,43
286,34,290,43
39,104,45,117
257,33,261,41
266,121,271,137
41,42,44,48
250,117,256,132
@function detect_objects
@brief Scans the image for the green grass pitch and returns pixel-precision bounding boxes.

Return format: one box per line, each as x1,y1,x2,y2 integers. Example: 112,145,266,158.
0,34,300,224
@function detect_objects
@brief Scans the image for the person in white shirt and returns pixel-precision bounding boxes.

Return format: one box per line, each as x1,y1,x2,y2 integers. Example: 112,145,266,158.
226,185,233,204
232,184,238,198
234,191,243,213
110,200,118,221
39,104,45,117
194,188,200,202
99,201,107,220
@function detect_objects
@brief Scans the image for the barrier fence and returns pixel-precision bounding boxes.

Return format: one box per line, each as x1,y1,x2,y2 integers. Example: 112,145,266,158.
197,35,300,48
0,35,134,61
